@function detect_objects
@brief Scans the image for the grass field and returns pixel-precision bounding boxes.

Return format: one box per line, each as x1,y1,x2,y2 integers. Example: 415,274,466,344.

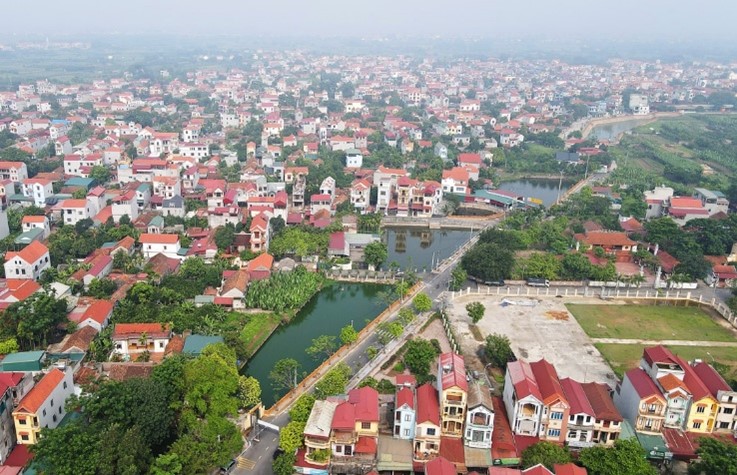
237,313,281,358
595,343,737,384
566,304,736,341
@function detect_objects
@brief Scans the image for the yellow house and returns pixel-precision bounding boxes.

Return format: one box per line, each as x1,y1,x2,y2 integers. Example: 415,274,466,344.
437,353,468,438
12,369,74,445
678,357,718,433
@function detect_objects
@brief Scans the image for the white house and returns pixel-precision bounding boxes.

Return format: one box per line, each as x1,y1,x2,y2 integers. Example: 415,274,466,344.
4,241,51,281
394,386,416,440
319,176,336,200
560,378,596,449
350,179,371,213
0,162,28,183
465,380,494,449
503,360,543,437
441,167,469,195
139,233,181,260
345,149,363,168
21,215,50,239
111,323,172,358
13,368,74,445
57,199,94,226
22,178,54,207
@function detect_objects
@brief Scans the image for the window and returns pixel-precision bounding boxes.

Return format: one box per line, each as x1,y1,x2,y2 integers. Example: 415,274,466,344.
20,434,28,441
335,445,342,453
426,428,436,436
403,429,410,437
50,400,53,407
404,414,412,421
693,422,702,429
63,382,67,389
723,408,734,415
42,409,46,417
719,422,731,429
567,430,577,439
550,412,563,420
548,429,560,437
361,422,371,430
696,406,706,414
159,342,164,348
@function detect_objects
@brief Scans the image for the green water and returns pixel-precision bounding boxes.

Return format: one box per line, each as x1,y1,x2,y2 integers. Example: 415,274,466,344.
383,228,472,271
242,282,388,405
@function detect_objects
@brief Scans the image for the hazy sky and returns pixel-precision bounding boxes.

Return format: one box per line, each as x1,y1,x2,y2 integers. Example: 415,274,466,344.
4,0,737,41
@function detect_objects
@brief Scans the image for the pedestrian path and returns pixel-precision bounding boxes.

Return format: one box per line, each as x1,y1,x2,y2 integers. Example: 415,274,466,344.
591,338,737,347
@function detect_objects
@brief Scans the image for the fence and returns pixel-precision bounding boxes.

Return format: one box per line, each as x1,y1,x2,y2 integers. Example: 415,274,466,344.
449,285,737,328
263,281,425,417
324,269,398,283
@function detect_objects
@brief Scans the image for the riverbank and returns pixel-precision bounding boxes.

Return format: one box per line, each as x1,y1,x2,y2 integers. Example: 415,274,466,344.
580,112,682,140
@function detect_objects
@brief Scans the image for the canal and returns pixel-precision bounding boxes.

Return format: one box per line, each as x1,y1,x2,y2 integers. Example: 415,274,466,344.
589,118,652,141
497,178,572,207
383,227,473,271
242,282,388,405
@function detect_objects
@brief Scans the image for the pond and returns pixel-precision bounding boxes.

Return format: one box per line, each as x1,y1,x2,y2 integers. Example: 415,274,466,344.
589,118,652,141
383,227,474,271
242,282,388,405
496,178,572,207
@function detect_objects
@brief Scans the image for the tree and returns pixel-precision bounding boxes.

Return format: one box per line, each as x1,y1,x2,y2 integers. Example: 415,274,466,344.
214,225,235,251
339,324,358,346
150,453,183,475
31,421,100,475
96,424,152,475
521,441,572,470
273,452,297,475
237,376,261,410
87,278,118,299
364,241,388,269
289,394,316,424
269,358,301,392
6,293,68,349
90,165,111,184
580,438,657,475
306,335,337,360
403,339,439,377
461,243,514,282
466,302,485,323
0,338,19,355
278,420,305,453
412,293,432,313
183,344,240,418
484,333,515,368
315,362,351,399
449,266,467,291
688,437,737,475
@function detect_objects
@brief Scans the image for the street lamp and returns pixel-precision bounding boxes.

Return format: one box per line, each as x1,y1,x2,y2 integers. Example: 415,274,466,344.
706,352,715,364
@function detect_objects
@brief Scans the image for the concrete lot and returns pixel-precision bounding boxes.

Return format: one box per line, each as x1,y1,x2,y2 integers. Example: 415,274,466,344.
447,294,619,386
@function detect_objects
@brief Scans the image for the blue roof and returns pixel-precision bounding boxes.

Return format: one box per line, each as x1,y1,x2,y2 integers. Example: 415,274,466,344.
183,335,224,355
1,351,45,363
65,177,95,188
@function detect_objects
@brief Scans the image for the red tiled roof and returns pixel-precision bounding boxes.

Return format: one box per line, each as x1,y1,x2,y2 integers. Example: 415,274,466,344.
669,197,703,209
416,383,440,425
439,352,468,391
691,362,731,396
425,456,456,475
81,300,113,325
560,378,594,416
396,387,414,409
643,345,681,369
577,231,635,248
329,232,345,252
523,466,554,475
331,401,355,430
112,323,170,339
15,369,65,414
5,241,48,265
661,427,698,460
508,360,542,401
530,359,567,406
713,265,737,279
458,153,482,164
354,436,377,454
625,368,664,400
247,253,274,272
553,463,587,475
139,233,179,244
348,386,379,422
675,356,714,402
580,382,622,422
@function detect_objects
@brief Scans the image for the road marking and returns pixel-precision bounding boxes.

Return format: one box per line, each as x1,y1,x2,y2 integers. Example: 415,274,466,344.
236,457,256,469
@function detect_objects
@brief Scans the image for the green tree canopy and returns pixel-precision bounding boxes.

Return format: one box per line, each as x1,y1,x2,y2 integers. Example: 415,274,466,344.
466,301,485,323
364,241,388,269
339,324,358,346
688,437,737,475
521,441,572,470
484,333,515,368
306,335,338,360
461,243,514,282
315,362,351,399
580,438,657,475
403,338,440,378
412,293,432,313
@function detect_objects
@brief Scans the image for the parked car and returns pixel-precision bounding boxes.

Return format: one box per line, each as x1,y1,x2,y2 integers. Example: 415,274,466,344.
219,459,236,474
526,277,550,287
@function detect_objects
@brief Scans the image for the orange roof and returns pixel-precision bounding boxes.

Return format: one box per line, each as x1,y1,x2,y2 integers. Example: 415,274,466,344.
577,231,635,247
139,233,179,244
670,197,703,209
21,215,46,224
658,373,689,393
442,167,469,182
5,241,49,264
112,323,170,338
15,369,66,414
247,253,274,272
59,199,87,208
82,300,114,325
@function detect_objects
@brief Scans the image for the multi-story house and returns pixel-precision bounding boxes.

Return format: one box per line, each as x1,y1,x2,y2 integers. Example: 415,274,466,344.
350,179,371,213
464,380,494,449
614,368,667,434
111,323,172,358
526,360,569,443
310,194,333,216
693,188,730,216
152,176,181,200
640,346,690,429
414,383,441,462
677,355,718,433
437,352,468,438
504,360,543,437
330,387,379,464
304,399,338,466
394,386,415,440
249,214,269,254
560,378,595,449
441,167,469,195
22,178,53,207
581,382,622,446
692,361,737,434
13,368,74,445
0,162,28,183
0,372,33,462
63,154,103,177
149,132,179,156
57,199,94,226
208,206,242,229
21,215,50,239
139,233,181,260
373,166,406,214
111,189,139,223
319,177,336,200
3,241,51,281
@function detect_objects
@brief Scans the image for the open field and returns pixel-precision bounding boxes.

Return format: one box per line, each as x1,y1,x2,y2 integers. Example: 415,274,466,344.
566,303,737,341
595,343,737,383
237,313,281,358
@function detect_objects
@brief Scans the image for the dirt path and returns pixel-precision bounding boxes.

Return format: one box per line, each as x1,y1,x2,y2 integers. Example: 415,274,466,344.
592,338,737,347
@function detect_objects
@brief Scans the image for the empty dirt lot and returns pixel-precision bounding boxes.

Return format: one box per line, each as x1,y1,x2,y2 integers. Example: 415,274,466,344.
447,294,619,386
